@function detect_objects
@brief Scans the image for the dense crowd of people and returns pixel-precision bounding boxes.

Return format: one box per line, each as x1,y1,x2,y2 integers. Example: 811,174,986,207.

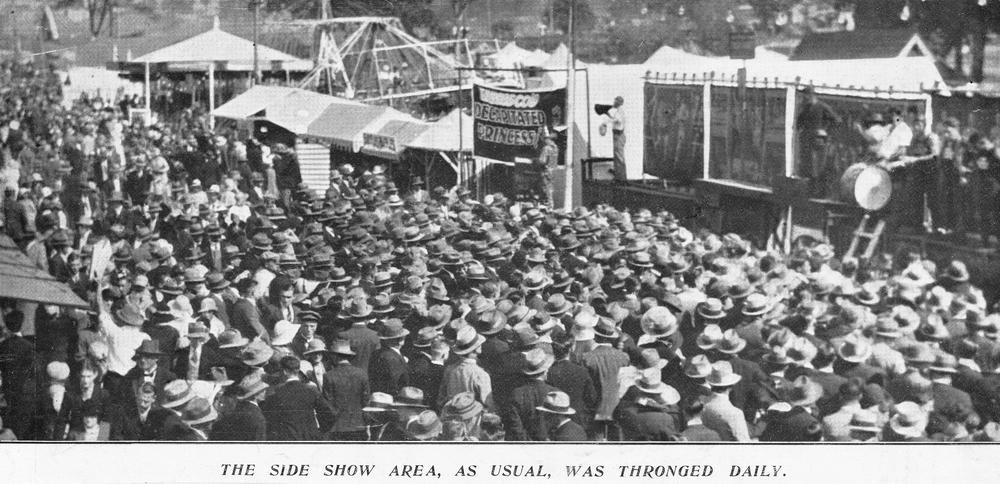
4,59,1000,443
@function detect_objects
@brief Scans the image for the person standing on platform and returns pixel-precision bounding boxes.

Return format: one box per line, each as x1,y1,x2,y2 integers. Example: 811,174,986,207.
600,96,627,182
536,132,559,207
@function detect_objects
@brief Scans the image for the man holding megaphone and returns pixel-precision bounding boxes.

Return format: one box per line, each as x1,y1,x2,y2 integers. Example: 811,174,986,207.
597,96,626,182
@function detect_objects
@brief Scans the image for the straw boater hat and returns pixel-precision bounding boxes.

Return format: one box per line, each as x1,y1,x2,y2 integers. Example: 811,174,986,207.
697,299,727,321
394,387,429,408
715,329,747,355
837,333,873,363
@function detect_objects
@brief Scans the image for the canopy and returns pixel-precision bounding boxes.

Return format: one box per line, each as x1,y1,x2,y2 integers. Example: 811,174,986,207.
406,109,474,152
0,235,88,308
359,120,429,160
211,85,300,120
262,89,359,135
126,26,312,72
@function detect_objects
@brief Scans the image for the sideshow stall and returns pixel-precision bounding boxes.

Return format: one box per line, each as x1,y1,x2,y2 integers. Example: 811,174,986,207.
642,71,933,250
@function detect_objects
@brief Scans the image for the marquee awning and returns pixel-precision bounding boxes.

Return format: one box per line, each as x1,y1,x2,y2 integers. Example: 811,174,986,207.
306,104,400,152
211,85,299,120
0,235,88,308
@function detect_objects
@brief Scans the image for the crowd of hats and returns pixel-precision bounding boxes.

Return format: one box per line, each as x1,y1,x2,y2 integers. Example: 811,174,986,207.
6,60,1000,442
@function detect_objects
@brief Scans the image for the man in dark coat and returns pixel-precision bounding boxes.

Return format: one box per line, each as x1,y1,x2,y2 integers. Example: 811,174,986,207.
0,311,36,438
229,279,270,343
323,340,370,440
503,348,558,441
546,332,597,428
336,302,380,372
107,382,180,440
537,391,587,441
121,340,176,405
211,374,268,441
368,319,410,396
261,356,335,440
407,337,447,411
614,369,682,441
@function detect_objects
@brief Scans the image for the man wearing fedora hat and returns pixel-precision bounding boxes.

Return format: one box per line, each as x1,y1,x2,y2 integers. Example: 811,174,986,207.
369,319,411,396
439,326,493,410
536,391,586,441
702,361,751,442
759,375,823,442
579,316,630,440
324,339,370,441
211,373,269,441
614,368,682,441
230,278,269,344
503,348,558,441
408,334,448,411
338,298,381,373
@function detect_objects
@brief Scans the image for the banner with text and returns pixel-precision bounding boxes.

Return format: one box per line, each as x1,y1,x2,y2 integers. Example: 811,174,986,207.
472,83,566,165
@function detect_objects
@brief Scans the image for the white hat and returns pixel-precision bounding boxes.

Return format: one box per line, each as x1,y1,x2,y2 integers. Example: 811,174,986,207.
271,320,301,346
46,361,70,381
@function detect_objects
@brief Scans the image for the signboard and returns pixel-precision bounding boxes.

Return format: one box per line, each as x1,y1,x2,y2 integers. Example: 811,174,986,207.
709,86,786,187
729,31,756,60
472,83,566,165
363,132,397,154
643,83,704,182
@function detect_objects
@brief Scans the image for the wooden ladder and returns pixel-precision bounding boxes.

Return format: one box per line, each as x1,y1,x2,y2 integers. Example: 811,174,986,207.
844,214,886,262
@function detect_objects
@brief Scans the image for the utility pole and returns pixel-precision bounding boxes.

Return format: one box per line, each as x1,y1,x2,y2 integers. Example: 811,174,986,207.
250,0,263,85
563,0,575,210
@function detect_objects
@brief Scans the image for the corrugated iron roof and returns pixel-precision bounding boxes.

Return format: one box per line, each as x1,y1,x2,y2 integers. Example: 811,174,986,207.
790,29,920,61
0,235,88,308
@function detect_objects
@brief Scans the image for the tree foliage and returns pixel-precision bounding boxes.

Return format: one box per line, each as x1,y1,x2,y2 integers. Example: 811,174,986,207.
549,0,597,34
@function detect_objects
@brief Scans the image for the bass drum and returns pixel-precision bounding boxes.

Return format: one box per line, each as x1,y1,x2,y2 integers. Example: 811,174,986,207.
839,163,892,211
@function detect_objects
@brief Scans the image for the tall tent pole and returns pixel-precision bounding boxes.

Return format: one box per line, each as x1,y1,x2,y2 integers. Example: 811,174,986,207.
562,0,576,210
144,62,151,111
208,62,216,131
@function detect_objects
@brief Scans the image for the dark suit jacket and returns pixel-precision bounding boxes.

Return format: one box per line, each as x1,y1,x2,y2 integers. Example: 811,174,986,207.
107,404,179,441
36,390,82,440
120,366,176,406
953,365,994,421
369,347,409,396
338,324,380,373
48,253,73,283
723,355,774,421
548,419,588,441
141,324,180,372
760,406,820,442
546,359,598,426
932,382,975,419
261,379,335,441
211,400,267,441
324,361,370,433
680,423,722,442
614,391,681,441
230,298,269,342
504,379,558,441
0,334,35,402
407,352,444,411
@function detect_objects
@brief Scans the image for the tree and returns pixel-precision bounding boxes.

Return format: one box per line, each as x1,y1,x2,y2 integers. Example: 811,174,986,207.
549,0,596,35
906,0,1000,83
